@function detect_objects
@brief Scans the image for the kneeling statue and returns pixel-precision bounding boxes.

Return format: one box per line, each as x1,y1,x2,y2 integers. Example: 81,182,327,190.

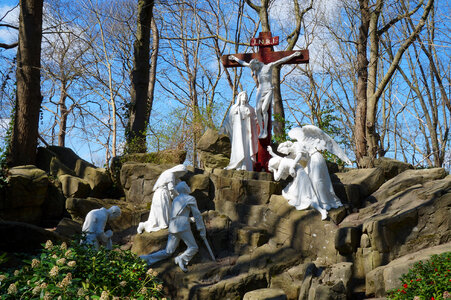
81,206,121,250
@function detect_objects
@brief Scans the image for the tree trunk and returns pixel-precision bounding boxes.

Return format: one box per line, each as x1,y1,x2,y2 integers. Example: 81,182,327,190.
58,80,68,147
8,0,44,167
355,0,370,167
272,65,285,139
365,2,382,163
146,16,159,122
127,0,154,153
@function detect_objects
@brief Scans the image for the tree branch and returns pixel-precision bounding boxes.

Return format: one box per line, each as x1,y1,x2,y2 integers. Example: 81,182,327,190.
0,42,18,49
377,0,424,35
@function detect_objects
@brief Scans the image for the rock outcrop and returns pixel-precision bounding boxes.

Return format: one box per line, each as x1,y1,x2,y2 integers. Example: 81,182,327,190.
0,166,53,224
197,129,231,169
2,150,449,300
36,146,114,198
127,162,450,299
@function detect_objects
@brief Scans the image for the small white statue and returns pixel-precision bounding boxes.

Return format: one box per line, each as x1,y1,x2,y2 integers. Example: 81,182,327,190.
229,52,302,139
81,206,121,250
268,125,351,220
223,91,258,171
137,164,188,234
140,181,206,272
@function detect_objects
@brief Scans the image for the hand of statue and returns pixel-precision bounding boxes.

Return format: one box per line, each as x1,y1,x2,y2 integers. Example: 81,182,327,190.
229,55,238,61
289,166,296,177
267,146,273,155
294,51,302,57
105,230,113,238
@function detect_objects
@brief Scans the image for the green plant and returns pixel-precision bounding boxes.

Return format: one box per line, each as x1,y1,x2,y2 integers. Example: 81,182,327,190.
272,113,296,144
0,105,15,188
387,252,451,300
0,240,165,299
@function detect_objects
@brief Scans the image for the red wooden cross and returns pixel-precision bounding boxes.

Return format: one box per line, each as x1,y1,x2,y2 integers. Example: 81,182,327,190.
221,31,309,172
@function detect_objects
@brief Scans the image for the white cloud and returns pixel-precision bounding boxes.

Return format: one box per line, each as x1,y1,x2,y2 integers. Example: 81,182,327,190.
0,4,19,44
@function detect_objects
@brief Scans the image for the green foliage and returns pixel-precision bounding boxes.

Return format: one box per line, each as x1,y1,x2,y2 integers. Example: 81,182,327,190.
124,128,148,154
0,240,165,299
0,105,15,188
272,104,351,167
272,113,297,144
387,252,451,300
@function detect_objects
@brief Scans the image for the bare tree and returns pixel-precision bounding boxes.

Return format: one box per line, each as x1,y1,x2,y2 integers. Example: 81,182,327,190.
354,0,434,167
40,0,91,147
7,0,44,167
126,0,156,153
383,0,450,167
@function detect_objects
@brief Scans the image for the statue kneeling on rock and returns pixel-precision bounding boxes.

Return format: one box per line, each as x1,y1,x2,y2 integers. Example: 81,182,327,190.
81,206,121,250
140,181,206,272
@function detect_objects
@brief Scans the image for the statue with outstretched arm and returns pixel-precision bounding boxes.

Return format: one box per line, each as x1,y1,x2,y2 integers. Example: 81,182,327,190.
229,51,302,139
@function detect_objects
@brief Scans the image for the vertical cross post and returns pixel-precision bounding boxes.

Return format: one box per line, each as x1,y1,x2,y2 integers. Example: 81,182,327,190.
221,32,309,171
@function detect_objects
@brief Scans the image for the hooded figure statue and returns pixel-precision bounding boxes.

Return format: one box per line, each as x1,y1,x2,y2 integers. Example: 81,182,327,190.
137,164,188,233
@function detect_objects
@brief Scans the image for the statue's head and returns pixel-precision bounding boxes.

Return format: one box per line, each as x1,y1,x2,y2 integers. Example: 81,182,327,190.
169,164,188,178
237,91,248,105
249,58,263,70
277,141,294,155
107,206,121,220
175,181,191,195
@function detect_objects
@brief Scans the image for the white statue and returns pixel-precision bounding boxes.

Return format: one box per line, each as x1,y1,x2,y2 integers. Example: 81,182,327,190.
81,206,121,250
268,125,351,220
137,164,188,234
223,91,258,171
140,181,206,272
268,142,328,219
229,52,302,139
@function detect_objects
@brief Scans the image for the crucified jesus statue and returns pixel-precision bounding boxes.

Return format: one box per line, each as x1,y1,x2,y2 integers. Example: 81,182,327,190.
229,51,302,139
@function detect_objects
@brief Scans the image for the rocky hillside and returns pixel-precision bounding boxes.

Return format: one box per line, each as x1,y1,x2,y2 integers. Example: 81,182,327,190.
0,145,449,299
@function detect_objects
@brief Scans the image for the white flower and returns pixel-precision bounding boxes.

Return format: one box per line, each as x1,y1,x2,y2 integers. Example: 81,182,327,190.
147,268,158,277
13,270,19,276
32,285,41,295
67,260,76,267
45,240,53,249
7,283,17,294
49,265,59,277
56,258,66,266
60,242,67,250
100,290,109,300
31,259,40,268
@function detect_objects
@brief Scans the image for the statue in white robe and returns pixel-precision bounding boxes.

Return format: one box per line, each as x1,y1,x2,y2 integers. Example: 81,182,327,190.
288,126,351,212
137,164,188,233
268,125,352,220
223,91,258,171
268,143,328,220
